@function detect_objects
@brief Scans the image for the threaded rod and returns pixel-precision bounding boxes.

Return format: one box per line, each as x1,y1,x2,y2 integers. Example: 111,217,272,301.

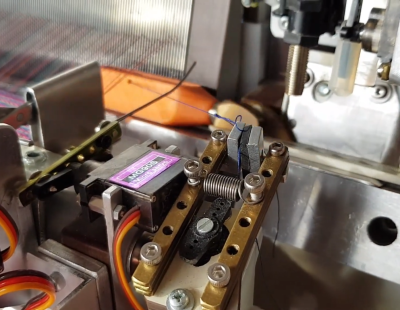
285,45,309,96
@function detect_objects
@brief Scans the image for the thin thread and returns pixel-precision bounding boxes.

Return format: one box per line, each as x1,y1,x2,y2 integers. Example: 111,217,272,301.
255,238,282,310
272,191,281,258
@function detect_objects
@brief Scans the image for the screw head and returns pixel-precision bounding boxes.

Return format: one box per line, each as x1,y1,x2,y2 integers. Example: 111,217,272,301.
113,205,127,221
208,263,231,287
211,130,227,145
372,85,387,99
317,82,331,96
269,142,286,157
166,289,194,310
244,173,265,194
279,16,289,30
140,242,162,266
196,218,214,235
183,160,203,179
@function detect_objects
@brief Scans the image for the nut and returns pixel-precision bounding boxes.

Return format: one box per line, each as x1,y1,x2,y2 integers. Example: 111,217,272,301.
140,242,162,266
377,63,390,81
211,130,227,145
207,263,231,288
269,142,286,157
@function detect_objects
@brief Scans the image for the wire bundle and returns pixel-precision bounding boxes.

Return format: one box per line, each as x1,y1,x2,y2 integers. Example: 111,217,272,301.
0,205,19,263
113,208,144,310
0,205,56,310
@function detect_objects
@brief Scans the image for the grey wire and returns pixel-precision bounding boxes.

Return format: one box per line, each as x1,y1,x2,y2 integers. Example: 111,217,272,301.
116,62,197,122
272,191,281,258
255,238,282,310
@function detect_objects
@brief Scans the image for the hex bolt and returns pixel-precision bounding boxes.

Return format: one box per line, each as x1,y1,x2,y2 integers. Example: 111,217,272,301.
166,289,194,310
140,242,162,266
211,130,227,145
113,205,127,221
244,173,266,202
207,263,231,288
23,150,47,166
269,142,286,157
196,218,214,235
183,160,203,186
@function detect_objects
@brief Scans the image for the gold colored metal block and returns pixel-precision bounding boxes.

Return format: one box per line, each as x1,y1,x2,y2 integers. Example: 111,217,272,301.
133,137,227,296
201,148,289,310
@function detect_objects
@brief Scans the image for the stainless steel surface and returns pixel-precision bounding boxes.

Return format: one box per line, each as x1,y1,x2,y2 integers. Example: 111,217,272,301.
183,160,203,186
288,62,400,166
285,45,310,96
244,173,265,202
113,204,126,221
27,62,104,154
38,240,113,310
389,15,400,84
203,173,241,201
23,149,46,165
166,289,194,310
262,162,400,287
378,0,399,62
0,0,193,79
140,242,163,266
196,218,214,235
207,263,231,288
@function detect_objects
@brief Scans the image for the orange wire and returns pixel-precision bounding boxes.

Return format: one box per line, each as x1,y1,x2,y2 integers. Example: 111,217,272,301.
113,211,144,310
0,209,18,261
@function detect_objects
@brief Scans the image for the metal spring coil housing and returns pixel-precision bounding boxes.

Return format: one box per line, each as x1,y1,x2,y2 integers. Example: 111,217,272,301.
204,173,241,201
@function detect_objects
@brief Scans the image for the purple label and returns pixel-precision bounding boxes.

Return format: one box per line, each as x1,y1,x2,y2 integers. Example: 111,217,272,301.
109,151,180,190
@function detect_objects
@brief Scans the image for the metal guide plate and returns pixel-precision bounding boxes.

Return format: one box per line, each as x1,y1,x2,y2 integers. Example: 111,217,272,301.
0,0,193,84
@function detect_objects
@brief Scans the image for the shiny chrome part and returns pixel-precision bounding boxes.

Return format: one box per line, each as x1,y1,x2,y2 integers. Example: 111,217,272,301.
113,205,127,221
167,289,194,310
207,263,231,288
285,45,310,96
269,142,286,157
204,173,241,201
244,173,266,202
361,8,385,53
211,130,228,145
27,62,105,154
184,160,204,186
140,242,163,266
279,16,289,31
196,218,214,235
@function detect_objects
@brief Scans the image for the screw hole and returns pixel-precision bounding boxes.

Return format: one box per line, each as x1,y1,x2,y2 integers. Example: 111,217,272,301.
220,202,224,206
177,201,187,210
26,151,40,158
368,217,397,246
212,213,217,217
227,244,239,255
162,226,174,236
239,217,251,228
262,170,273,178
193,240,198,243
202,156,212,164
216,208,221,211
189,245,193,249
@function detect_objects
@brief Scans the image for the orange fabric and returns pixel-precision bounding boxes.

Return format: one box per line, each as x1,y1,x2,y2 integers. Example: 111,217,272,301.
101,67,216,126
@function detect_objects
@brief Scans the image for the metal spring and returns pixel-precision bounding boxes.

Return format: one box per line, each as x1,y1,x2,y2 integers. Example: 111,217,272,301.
204,173,241,201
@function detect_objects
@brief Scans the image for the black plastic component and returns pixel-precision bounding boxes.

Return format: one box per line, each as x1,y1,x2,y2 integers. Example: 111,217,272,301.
279,0,346,47
179,198,233,266
32,169,74,200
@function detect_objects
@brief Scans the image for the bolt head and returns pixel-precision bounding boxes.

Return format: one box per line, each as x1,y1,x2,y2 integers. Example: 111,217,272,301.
317,83,331,96
140,242,162,266
183,160,203,179
244,173,265,194
196,218,214,235
211,130,227,144
167,289,194,310
208,263,231,287
279,16,289,30
269,142,286,157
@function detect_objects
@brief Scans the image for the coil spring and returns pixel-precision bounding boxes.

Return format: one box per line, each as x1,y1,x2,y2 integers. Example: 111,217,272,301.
204,173,241,201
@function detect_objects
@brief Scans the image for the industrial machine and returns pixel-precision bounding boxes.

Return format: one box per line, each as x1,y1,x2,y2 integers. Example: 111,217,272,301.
0,0,399,309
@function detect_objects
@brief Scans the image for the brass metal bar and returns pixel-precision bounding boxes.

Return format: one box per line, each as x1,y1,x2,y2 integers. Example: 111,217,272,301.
201,148,289,310
19,120,122,206
133,137,227,296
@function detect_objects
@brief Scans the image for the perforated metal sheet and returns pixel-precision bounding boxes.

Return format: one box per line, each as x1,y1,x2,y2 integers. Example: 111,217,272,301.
0,0,193,85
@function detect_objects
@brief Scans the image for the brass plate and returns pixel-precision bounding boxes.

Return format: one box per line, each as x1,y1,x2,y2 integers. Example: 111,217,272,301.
19,120,122,206
133,138,227,296
201,148,289,310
